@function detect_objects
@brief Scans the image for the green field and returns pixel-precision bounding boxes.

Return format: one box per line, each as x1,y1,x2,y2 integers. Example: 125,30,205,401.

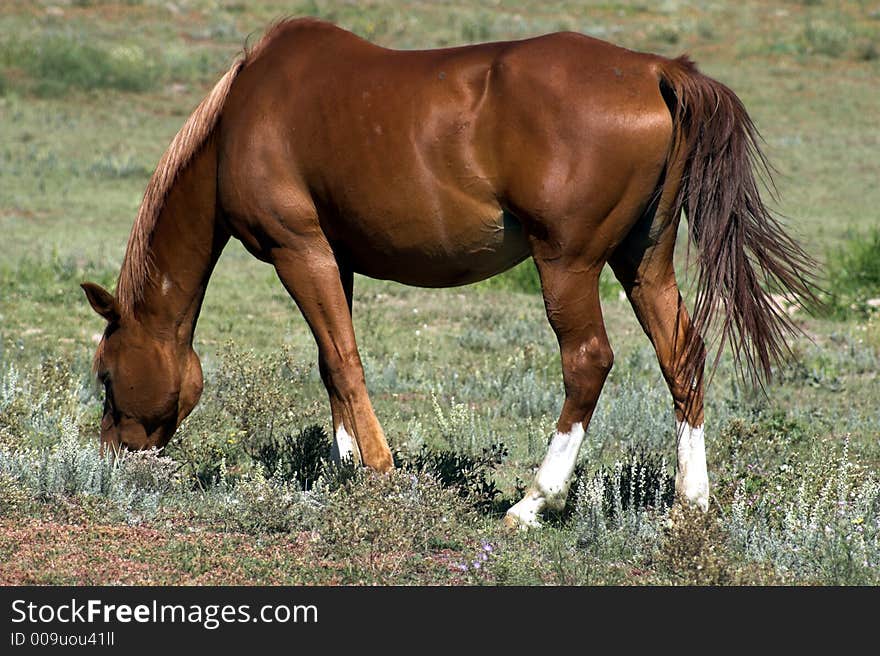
1,0,878,585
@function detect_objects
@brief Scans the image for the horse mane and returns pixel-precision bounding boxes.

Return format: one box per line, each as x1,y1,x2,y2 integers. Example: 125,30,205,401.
115,20,296,315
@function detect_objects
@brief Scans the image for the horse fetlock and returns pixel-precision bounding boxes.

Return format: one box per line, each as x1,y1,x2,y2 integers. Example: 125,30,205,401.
331,424,361,466
540,486,570,512
504,490,545,530
675,473,709,512
675,420,709,511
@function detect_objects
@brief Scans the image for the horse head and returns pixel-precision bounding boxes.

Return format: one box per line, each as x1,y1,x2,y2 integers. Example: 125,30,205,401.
81,282,203,451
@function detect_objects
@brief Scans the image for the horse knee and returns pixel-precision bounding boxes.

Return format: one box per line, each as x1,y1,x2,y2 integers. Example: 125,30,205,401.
319,352,365,399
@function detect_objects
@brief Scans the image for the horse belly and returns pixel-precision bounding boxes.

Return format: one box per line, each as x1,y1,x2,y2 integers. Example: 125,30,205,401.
342,209,530,287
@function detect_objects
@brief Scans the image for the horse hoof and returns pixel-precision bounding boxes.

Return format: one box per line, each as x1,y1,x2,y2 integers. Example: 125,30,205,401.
675,491,710,513
691,495,710,512
503,510,541,531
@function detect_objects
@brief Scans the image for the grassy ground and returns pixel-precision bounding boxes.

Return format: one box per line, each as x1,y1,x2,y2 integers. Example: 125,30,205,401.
1,1,878,585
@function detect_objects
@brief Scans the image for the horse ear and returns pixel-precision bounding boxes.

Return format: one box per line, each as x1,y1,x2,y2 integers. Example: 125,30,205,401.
81,282,120,323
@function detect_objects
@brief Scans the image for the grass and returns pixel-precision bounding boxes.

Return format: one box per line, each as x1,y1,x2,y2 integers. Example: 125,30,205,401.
0,0,878,585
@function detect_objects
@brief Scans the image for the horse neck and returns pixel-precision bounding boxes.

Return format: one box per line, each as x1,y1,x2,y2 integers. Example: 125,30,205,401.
133,139,228,346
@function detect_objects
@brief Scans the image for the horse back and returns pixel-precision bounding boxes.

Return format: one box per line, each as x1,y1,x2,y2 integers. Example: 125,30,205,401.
218,20,673,279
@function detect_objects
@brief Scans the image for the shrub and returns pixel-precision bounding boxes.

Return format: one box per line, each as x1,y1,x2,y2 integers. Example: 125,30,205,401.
30,417,113,498
823,229,880,319
586,373,673,457
397,442,507,512
212,470,320,535
476,259,542,294
550,446,674,529
167,344,323,487
800,21,850,58
318,469,476,581
0,32,228,97
211,346,321,449
88,154,151,180
600,449,675,519
650,25,681,46
659,505,745,584
475,260,620,299
0,419,184,523
726,439,880,584
571,455,668,561
168,428,237,490
247,415,506,510
854,39,879,61
249,424,357,491
0,357,94,450
657,503,780,585
0,473,33,515
23,37,160,96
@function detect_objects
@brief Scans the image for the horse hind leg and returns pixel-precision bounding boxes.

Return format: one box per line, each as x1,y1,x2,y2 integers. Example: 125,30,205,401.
504,258,613,529
609,217,709,511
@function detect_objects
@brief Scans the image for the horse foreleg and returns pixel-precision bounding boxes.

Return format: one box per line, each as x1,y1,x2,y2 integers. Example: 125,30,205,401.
315,265,362,465
272,244,392,472
505,259,612,529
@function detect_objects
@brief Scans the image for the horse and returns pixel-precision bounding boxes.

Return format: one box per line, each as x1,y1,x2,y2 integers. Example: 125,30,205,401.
81,18,817,528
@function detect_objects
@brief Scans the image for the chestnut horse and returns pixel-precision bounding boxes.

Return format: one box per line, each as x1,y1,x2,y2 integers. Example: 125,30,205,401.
81,19,816,528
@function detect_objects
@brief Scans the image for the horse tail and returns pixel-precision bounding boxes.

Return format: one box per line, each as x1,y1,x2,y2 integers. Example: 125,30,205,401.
655,56,820,386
